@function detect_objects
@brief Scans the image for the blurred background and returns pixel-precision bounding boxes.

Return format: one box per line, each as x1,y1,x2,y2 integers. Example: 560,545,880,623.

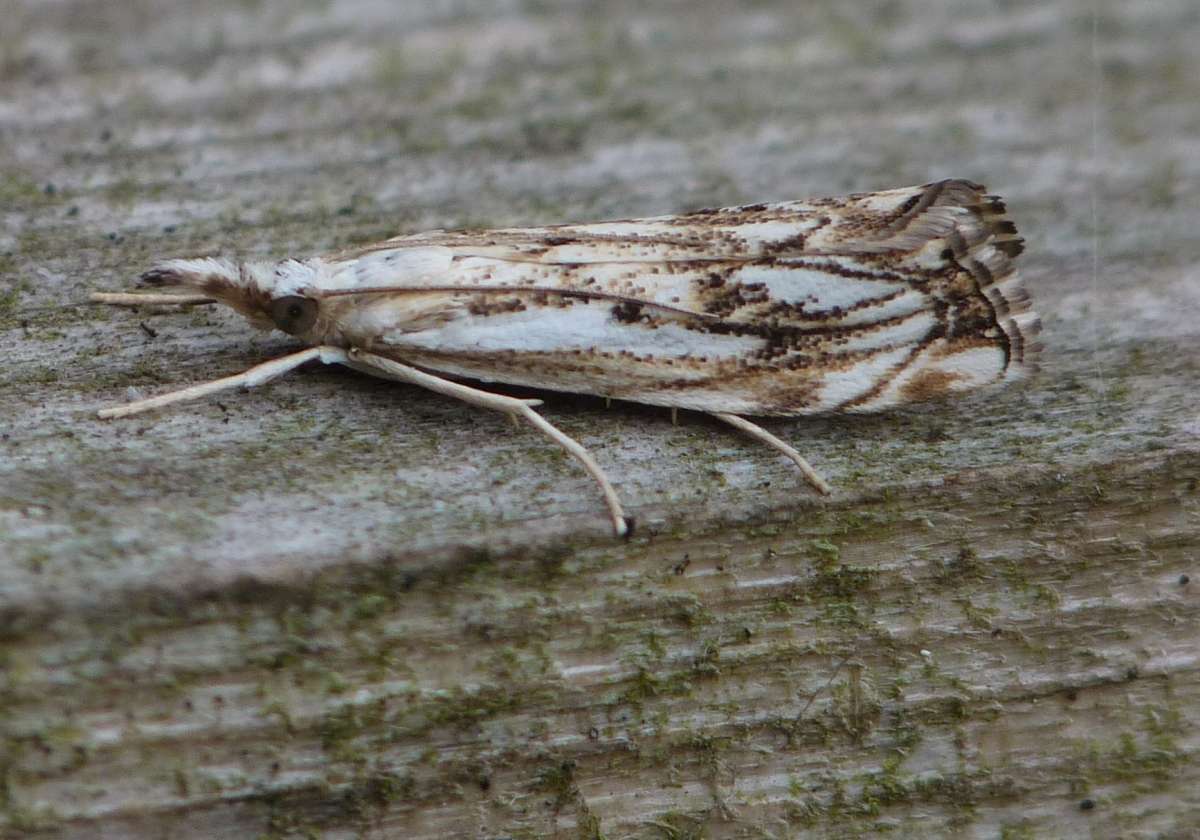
6,0,1193,266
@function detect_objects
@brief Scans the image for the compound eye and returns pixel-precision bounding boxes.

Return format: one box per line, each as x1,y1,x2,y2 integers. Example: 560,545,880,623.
269,295,318,335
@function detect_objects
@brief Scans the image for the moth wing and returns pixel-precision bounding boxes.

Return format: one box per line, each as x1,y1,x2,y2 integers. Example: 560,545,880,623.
328,180,1036,414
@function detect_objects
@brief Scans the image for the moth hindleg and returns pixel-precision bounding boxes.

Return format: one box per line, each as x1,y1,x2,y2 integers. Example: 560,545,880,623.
347,348,630,537
711,413,832,496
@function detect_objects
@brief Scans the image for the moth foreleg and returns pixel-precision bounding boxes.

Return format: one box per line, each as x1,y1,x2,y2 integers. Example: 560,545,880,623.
347,349,631,538
97,346,337,419
711,413,832,496
90,292,216,306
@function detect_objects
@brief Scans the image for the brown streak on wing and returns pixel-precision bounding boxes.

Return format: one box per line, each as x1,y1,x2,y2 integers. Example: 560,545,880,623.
899,368,965,402
831,341,929,412
317,283,719,322
320,281,934,346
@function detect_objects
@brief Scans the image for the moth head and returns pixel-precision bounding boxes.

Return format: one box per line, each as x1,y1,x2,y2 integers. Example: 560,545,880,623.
137,257,325,337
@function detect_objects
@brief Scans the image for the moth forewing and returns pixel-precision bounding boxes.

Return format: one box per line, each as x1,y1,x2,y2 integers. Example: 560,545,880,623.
91,178,1037,536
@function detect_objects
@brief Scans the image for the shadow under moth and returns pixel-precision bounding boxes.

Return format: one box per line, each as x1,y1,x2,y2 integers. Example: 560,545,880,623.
92,179,1039,537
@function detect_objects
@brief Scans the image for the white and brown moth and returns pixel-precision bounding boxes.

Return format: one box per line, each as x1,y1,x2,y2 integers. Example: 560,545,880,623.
92,179,1038,537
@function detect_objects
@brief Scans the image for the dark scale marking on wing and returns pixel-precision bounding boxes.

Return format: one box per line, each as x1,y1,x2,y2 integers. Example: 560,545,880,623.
611,300,645,324
758,286,910,324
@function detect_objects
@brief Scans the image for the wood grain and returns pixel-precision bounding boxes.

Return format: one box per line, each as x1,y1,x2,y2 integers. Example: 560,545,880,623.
1,1,1197,836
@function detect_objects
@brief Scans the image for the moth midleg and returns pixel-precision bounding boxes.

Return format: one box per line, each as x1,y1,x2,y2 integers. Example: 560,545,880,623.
97,346,332,419
711,413,832,496
347,348,630,538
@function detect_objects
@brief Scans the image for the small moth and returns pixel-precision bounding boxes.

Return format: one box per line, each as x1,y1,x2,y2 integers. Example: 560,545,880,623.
92,179,1038,537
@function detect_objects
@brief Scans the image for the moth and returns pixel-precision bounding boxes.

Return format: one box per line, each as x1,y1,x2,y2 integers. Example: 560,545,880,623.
92,179,1038,537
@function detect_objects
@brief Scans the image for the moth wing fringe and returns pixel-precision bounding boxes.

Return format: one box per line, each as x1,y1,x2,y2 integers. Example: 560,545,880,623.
899,179,1040,376
962,183,1040,375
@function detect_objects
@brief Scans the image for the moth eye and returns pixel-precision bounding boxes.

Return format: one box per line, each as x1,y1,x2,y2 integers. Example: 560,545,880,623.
269,295,318,335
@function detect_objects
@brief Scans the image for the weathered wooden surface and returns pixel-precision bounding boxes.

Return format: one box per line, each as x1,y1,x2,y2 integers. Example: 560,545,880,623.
1,0,1198,837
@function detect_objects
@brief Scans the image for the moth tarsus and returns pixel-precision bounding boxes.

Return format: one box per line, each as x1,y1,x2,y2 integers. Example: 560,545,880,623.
621,515,636,541
92,179,1037,537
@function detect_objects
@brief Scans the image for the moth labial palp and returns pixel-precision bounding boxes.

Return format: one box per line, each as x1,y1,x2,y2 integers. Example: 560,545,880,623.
90,178,1038,536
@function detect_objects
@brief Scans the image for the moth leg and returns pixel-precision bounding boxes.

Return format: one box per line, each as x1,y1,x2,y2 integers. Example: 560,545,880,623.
347,348,630,537
711,412,832,496
97,346,342,419
90,292,216,306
